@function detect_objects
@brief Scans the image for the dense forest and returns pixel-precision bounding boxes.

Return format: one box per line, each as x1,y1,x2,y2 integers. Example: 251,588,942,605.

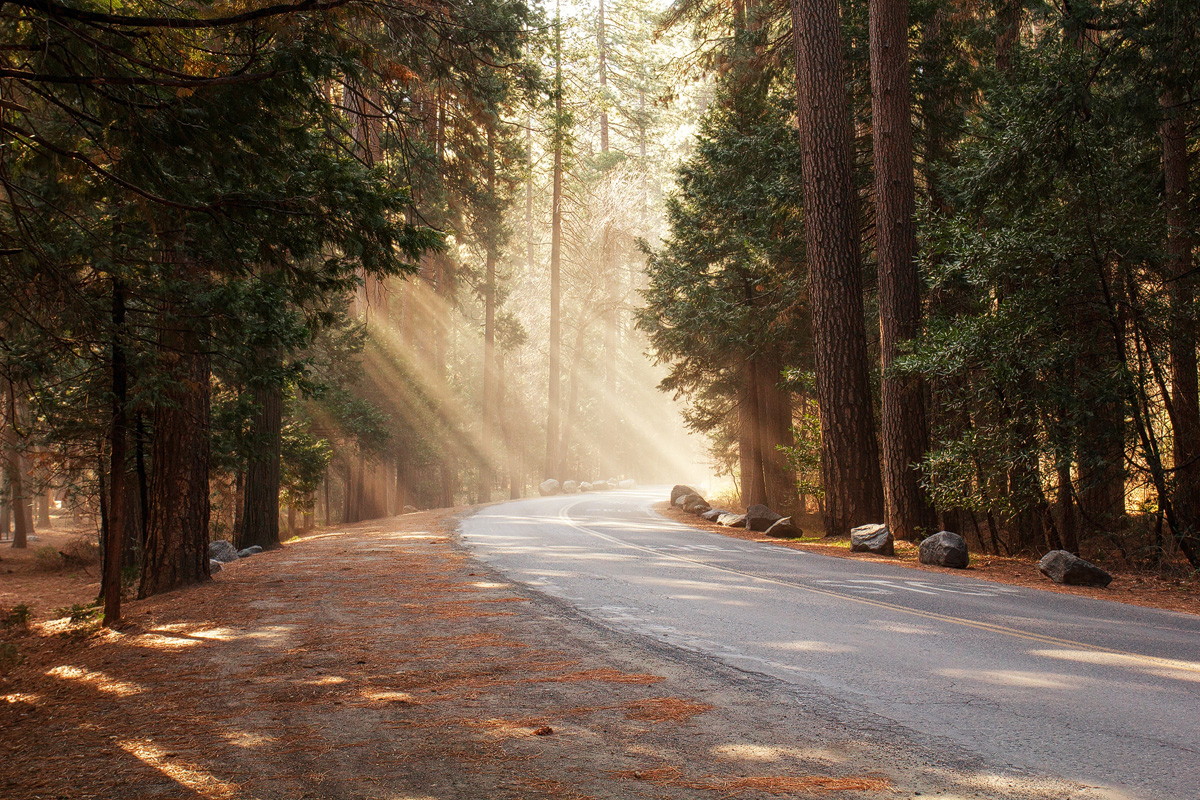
1,0,1197,626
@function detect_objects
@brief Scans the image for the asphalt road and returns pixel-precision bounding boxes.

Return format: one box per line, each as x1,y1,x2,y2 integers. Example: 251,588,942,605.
460,488,1200,800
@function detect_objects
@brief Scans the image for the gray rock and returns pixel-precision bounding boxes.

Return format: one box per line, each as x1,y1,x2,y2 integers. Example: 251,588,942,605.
717,513,747,528
618,479,636,489
562,480,580,494
745,504,783,533
1038,550,1112,587
700,509,728,522
682,495,712,515
670,484,699,505
579,482,593,492
209,559,223,573
591,479,610,491
238,545,264,558
606,479,619,489
764,517,801,538
538,479,561,496
850,524,894,556
919,531,969,569
402,505,418,513
208,540,240,563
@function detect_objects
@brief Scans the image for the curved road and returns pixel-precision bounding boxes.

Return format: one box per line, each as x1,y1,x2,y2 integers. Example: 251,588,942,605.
461,488,1200,800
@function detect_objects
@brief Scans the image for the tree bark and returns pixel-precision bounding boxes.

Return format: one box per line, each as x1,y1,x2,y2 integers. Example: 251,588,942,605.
757,350,800,515
102,277,128,625
478,125,498,504
870,0,935,539
740,358,767,507
5,380,29,549
545,7,565,479
790,0,885,535
239,369,283,550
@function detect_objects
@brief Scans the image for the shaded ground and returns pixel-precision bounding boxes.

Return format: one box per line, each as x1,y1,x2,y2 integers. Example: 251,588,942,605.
657,503,1200,617
0,529,101,622
1,508,1105,799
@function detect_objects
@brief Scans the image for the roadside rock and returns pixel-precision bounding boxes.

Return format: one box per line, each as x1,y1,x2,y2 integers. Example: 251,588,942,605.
591,479,610,491
671,485,700,505
238,545,265,559
1038,550,1113,587
580,482,593,492
402,505,418,513
562,480,580,494
618,479,636,489
209,559,223,573
850,524,894,556
764,517,800,538
682,495,712,515
209,540,240,563
918,531,969,569
717,513,746,528
538,479,562,496
745,504,783,533
700,509,728,522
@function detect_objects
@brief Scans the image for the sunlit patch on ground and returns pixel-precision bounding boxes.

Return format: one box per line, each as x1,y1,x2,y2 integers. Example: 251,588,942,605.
118,738,241,798
46,665,144,696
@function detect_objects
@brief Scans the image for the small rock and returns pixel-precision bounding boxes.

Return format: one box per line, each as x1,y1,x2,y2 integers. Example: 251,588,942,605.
1038,550,1112,587
562,480,580,494
208,540,240,563
745,504,783,533
591,480,610,491
717,513,747,528
850,524,894,556
670,484,700,505
618,479,636,489
682,495,711,515
764,517,800,538
538,479,561,496
209,559,223,573
919,531,969,569
237,545,264,558
403,505,418,513
580,482,593,492
700,509,728,522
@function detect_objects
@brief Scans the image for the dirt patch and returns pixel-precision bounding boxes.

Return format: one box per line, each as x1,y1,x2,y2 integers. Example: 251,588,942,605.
0,528,101,621
657,502,1200,617
0,508,1099,799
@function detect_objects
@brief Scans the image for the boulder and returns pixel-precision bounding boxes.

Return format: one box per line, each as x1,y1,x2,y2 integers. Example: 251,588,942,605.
919,531,969,569
618,479,636,489
402,505,418,513
1038,550,1112,587
209,559,223,574
717,513,747,528
700,509,728,522
538,479,562,496
764,517,801,538
562,480,580,494
850,524,894,556
745,504,784,533
580,482,593,492
670,484,699,505
208,540,240,564
238,545,264,559
606,479,619,489
591,480,610,491
682,495,712,515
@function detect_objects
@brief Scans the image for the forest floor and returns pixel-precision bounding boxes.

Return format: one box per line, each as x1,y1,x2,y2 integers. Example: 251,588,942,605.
657,504,1200,617
0,506,1170,800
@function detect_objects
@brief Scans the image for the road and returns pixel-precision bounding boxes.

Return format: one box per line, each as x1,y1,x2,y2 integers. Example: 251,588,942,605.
460,488,1200,800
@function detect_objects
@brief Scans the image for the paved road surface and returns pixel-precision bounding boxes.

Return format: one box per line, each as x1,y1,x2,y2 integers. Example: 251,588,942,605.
461,489,1200,800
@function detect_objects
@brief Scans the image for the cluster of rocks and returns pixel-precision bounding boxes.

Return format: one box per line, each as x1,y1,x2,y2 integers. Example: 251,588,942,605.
670,485,802,538
847,523,1113,587
208,540,264,573
539,478,637,496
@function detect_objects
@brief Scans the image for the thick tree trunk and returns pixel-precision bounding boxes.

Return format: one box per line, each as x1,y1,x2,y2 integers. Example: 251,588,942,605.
5,381,29,549
1161,88,1200,560
140,269,211,597
757,351,800,515
739,359,767,508
239,373,283,550
790,0,885,535
103,278,128,624
871,0,935,540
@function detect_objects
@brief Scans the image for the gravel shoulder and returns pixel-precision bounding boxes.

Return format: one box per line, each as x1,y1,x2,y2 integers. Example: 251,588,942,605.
1,508,1110,799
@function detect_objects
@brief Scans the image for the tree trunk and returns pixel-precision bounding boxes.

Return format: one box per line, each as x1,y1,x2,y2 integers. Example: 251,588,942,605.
545,8,565,480
5,380,29,549
1161,87,1200,559
871,0,935,540
103,278,129,625
598,0,610,153
239,369,283,550
140,259,211,597
790,0,885,535
757,351,799,515
479,125,498,504
739,359,767,508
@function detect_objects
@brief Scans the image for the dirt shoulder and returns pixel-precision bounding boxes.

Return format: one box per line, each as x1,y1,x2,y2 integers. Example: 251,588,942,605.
657,502,1200,617
1,508,1099,799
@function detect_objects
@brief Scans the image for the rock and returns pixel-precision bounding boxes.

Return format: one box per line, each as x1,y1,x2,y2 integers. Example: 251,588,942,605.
717,513,746,528
700,509,728,522
591,480,610,491
1038,550,1112,587
745,504,784,533
538,479,561,496
682,495,711,515
238,545,264,558
919,531,969,569
562,480,580,494
580,482,593,492
850,524,894,556
606,479,619,489
402,505,418,513
208,540,240,563
764,517,800,538
670,485,699,505
618,479,636,489
209,559,223,573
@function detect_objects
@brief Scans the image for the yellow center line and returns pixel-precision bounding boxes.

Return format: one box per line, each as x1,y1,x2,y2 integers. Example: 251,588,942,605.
554,501,1198,674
